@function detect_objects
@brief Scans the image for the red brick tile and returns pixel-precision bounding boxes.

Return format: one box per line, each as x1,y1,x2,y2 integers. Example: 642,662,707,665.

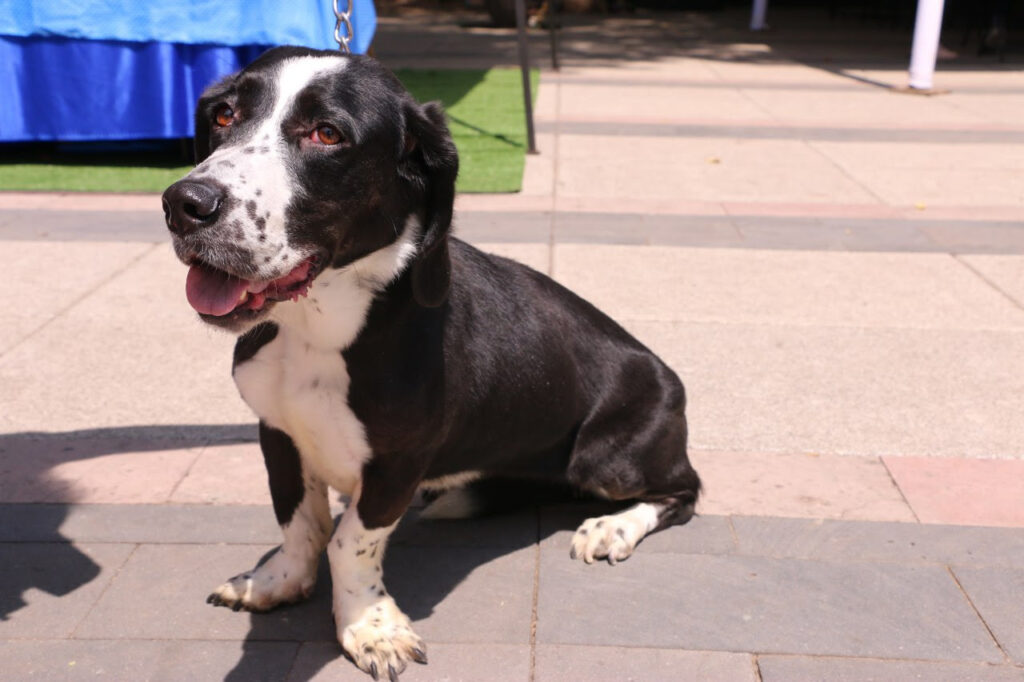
884,456,1024,527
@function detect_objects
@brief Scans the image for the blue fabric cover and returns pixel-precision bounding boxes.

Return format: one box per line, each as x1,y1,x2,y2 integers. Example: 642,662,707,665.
0,0,375,52
0,0,376,141
0,37,270,141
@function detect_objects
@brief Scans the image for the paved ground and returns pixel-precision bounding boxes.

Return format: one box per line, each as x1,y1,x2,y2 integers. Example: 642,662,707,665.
2,6,1024,681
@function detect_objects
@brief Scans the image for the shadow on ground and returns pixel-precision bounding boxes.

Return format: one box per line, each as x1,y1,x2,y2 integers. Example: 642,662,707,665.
0,424,617,680
220,506,596,680
374,5,1023,79
0,425,254,623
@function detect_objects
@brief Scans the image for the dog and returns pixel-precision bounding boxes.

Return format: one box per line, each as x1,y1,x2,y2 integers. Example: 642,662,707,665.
162,46,701,680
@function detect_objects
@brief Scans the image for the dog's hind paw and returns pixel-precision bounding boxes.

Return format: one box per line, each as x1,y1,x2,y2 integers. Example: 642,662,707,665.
569,503,660,565
339,596,426,680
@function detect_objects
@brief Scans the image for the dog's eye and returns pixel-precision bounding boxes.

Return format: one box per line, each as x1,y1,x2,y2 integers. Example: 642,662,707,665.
214,104,235,128
312,125,343,146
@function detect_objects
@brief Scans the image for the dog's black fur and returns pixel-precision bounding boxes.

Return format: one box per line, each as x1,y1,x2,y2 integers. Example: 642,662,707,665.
163,47,701,679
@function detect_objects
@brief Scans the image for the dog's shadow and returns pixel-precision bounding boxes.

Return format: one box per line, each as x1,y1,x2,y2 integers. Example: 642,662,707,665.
224,504,589,681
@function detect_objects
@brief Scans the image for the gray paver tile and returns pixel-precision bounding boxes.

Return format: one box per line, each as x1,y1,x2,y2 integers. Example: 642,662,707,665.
535,551,1002,662
474,242,552,275
733,219,848,250
0,503,281,544
453,211,552,243
953,567,1024,664
0,499,534,547
539,508,735,555
74,543,336,642
733,216,941,253
535,644,757,682
732,517,1024,568
555,212,743,247
918,223,1024,255
0,210,161,242
838,220,939,252
289,641,530,681
0,543,135,639
391,509,537,549
758,655,1024,682
0,639,298,682
385,545,536,644
75,543,536,646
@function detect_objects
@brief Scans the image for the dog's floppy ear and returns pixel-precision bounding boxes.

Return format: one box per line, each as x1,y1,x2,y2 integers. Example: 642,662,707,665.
402,101,459,308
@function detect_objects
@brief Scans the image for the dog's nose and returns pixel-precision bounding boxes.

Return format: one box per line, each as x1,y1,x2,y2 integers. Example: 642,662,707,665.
162,181,224,235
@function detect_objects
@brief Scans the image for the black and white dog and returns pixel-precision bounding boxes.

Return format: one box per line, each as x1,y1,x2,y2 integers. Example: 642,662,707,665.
162,46,701,680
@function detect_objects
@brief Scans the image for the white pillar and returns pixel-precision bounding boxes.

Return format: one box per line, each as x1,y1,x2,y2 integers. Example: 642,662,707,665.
750,0,768,31
908,0,946,90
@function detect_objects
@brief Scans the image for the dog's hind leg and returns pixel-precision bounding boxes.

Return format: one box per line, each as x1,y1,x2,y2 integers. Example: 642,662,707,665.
207,422,333,611
569,495,696,564
565,356,701,565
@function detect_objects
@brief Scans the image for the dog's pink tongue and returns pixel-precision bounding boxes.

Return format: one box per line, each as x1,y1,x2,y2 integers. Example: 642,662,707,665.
185,263,250,316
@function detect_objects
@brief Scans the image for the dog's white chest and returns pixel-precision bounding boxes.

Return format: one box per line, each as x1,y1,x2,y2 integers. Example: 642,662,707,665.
233,277,380,494
232,232,419,494
235,330,370,495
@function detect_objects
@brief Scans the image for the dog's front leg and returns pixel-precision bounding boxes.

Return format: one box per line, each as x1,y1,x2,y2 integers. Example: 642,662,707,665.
208,423,333,611
329,464,425,681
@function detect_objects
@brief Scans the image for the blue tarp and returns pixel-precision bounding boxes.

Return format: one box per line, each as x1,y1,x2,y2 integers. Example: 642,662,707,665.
0,0,376,142
0,0,374,52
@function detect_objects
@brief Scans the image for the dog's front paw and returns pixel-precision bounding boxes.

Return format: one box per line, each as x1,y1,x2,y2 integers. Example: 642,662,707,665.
338,596,427,680
207,551,317,612
569,513,648,565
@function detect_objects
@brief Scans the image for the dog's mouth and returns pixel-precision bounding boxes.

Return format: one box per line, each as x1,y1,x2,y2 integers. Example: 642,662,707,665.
184,256,320,317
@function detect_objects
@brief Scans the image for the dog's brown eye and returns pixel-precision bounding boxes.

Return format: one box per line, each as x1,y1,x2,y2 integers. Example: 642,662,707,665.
214,104,235,127
314,125,343,146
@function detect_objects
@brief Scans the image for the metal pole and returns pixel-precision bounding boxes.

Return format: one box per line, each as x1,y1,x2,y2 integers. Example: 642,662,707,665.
908,0,946,90
515,0,538,154
750,0,768,31
548,0,561,72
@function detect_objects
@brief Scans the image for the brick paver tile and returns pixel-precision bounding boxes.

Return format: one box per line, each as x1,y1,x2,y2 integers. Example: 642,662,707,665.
884,457,1024,527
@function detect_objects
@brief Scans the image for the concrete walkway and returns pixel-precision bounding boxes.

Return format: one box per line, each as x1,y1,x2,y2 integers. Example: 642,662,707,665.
1,7,1023,681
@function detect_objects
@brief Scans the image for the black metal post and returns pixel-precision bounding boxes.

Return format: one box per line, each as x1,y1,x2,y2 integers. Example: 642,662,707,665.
548,0,561,71
515,0,538,154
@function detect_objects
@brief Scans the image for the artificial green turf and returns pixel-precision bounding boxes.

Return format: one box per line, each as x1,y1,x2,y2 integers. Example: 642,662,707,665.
0,164,195,193
398,68,539,193
0,67,539,194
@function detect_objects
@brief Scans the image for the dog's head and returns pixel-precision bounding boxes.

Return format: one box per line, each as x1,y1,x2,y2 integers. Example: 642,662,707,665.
162,47,458,331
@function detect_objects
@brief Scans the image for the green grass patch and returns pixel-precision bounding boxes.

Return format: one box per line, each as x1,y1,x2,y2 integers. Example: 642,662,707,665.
398,68,539,193
0,163,194,193
0,67,539,194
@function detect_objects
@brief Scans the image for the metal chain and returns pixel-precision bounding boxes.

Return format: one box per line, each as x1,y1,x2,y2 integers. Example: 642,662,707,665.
332,0,354,54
